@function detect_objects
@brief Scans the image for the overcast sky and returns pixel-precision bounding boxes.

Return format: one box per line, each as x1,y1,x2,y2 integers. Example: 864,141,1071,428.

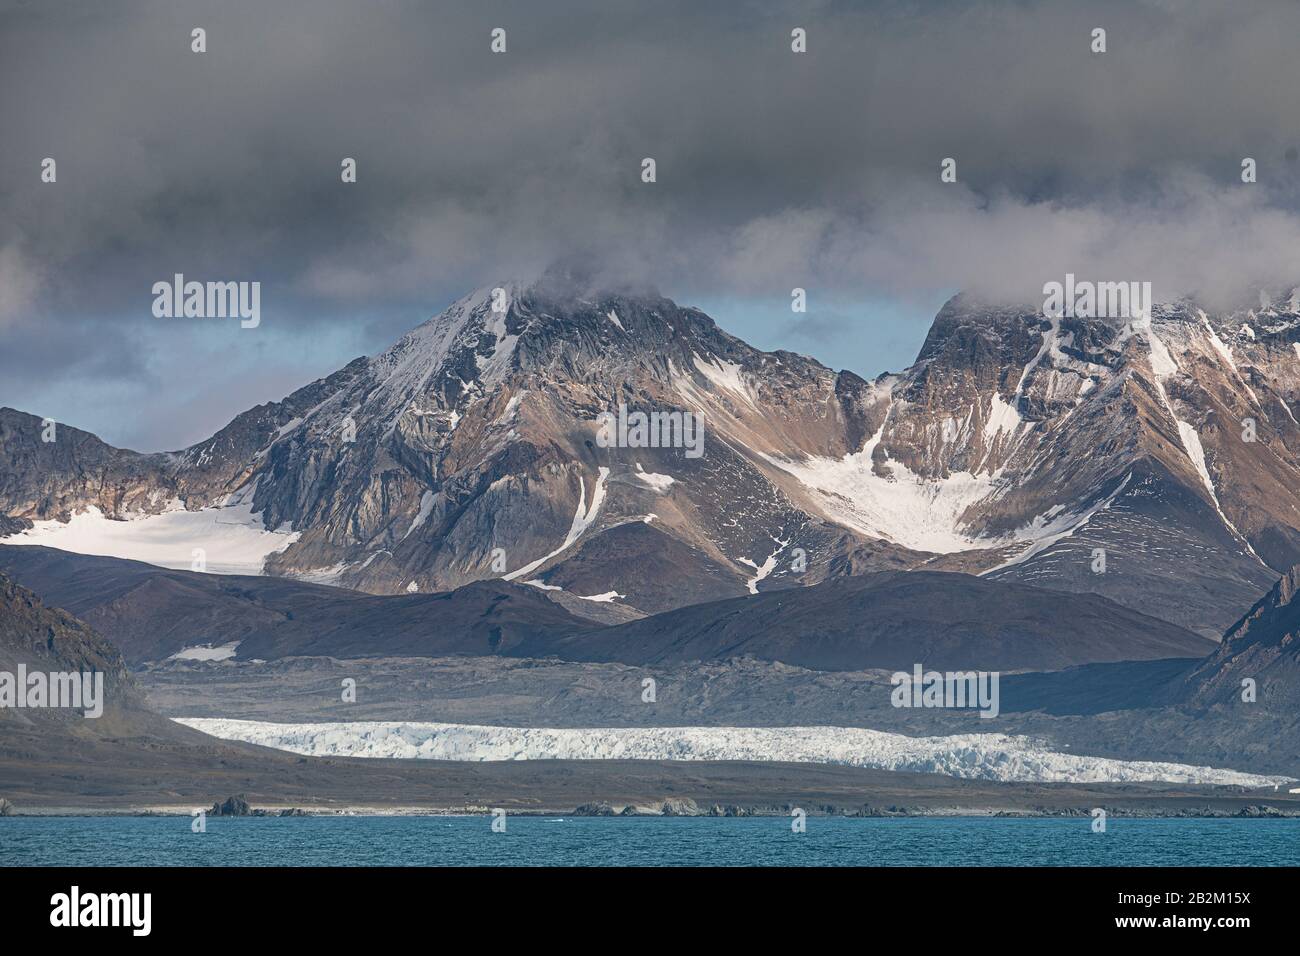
5,0,1300,450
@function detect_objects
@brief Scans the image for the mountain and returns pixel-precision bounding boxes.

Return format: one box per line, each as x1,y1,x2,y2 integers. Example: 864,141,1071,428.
0,570,174,741
516,570,1213,672
0,571,130,702
1179,563,1300,708
936,296,1300,638
806,293,1300,637
4,272,1300,634
0,269,904,612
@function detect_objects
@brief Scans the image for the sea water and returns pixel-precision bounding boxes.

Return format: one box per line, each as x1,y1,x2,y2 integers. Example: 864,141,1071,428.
2,816,1297,867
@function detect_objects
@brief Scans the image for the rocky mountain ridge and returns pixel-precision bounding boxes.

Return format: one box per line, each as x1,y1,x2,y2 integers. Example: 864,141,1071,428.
5,275,1300,634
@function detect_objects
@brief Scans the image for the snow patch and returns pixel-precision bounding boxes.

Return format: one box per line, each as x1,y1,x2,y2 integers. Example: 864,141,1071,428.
633,463,675,492
1014,312,1061,395
1173,418,1258,559
983,392,1023,441
291,562,350,585
499,391,526,424
504,467,610,580
689,353,757,408
1201,316,1236,370
169,641,240,662
403,491,436,540
984,474,1131,574
738,537,788,594
1136,315,1179,377
1177,421,1216,499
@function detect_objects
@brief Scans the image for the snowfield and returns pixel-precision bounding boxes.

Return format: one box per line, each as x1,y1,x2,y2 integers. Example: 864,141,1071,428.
760,425,1001,553
175,719,1292,787
3,495,300,576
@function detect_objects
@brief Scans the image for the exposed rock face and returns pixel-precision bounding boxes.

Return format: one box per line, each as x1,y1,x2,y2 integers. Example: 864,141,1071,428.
0,516,30,536
1180,564,1300,708
572,802,617,816
0,570,163,742
0,572,133,704
209,794,253,817
658,797,700,816
4,276,1300,633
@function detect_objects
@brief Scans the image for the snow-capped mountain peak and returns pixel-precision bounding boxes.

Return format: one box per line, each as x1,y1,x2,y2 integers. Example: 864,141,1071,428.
4,282,1300,636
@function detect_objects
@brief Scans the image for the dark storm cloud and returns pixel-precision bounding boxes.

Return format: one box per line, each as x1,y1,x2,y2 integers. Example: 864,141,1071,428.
4,0,1300,447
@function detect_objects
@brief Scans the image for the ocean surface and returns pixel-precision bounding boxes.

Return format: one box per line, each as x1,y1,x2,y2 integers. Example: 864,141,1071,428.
3,816,1298,866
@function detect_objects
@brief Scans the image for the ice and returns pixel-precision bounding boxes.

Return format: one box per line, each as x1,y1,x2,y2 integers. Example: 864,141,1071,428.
503,467,610,581
169,641,240,661
575,591,623,602
633,463,674,492
689,353,758,409
403,491,436,540
176,718,1294,787
3,494,300,576
761,425,1000,553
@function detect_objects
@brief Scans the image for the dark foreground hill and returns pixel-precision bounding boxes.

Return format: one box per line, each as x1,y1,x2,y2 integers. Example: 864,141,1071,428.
528,570,1215,672
2,547,1213,671
0,545,599,664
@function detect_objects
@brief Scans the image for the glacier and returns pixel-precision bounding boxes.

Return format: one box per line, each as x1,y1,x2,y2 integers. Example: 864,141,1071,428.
175,718,1292,787
3,489,299,576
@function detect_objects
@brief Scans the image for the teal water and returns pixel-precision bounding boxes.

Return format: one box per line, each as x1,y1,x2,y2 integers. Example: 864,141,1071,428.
2,816,1297,866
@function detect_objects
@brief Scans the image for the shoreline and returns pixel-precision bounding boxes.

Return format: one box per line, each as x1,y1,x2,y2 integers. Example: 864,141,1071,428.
10,802,1300,820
